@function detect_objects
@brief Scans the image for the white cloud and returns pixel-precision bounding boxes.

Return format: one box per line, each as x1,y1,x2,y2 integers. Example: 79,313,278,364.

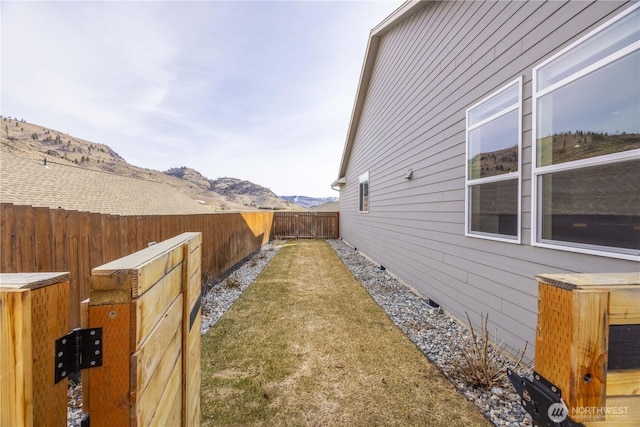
2,0,404,197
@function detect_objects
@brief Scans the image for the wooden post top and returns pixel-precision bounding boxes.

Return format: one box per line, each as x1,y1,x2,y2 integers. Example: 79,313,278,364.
90,232,202,304
0,272,70,291
537,272,640,290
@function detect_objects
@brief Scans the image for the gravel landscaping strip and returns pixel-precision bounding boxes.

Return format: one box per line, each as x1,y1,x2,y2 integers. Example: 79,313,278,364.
326,239,533,427
69,238,532,427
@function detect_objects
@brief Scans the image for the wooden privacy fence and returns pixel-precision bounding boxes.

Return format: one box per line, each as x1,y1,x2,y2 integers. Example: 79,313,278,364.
272,211,339,239
0,203,273,328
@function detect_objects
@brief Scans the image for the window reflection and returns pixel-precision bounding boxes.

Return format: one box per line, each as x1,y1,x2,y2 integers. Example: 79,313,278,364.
468,84,519,125
470,180,518,237
540,160,640,251
536,7,639,90
537,50,640,166
468,109,519,179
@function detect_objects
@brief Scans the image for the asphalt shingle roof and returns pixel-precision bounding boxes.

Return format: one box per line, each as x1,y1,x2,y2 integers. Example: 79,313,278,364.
0,151,212,215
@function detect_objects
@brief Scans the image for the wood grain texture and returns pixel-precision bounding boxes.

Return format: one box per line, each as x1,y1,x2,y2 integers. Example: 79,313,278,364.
131,295,183,399
536,275,640,425
0,273,69,427
87,233,202,426
0,289,32,427
132,264,183,348
88,304,131,427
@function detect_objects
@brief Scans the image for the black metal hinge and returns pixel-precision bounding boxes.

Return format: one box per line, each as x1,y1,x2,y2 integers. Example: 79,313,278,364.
55,328,103,384
508,369,584,427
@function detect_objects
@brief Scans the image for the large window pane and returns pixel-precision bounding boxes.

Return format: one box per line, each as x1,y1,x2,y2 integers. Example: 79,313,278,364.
468,109,519,179
539,160,640,251
470,179,518,237
537,7,639,90
537,50,640,166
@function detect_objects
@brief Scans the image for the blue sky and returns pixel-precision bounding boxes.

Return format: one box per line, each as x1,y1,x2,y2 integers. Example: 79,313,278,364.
1,0,404,197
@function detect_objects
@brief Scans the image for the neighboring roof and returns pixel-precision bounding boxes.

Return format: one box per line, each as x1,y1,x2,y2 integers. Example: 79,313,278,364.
0,150,212,215
336,0,430,181
310,201,340,212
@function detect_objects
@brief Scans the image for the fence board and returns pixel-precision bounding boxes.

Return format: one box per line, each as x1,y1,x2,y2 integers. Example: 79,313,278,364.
15,205,35,271
50,208,66,273
0,204,16,271
65,209,80,326
78,212,92,302
33,207,52,272
183,235,202,426
89,213,104,273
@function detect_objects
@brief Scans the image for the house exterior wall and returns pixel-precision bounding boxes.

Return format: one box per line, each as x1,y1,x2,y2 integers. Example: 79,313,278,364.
339,0,638,357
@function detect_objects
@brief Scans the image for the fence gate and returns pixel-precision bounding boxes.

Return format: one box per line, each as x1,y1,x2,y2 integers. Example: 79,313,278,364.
273,212,339,239
87,232,202,427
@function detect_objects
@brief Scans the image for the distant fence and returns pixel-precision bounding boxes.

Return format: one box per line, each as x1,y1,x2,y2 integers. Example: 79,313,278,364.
0,203,273,328
272,212,339,239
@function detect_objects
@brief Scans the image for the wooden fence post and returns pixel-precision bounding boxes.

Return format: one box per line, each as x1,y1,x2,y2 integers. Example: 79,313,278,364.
533,273,640,425
1,272,70,427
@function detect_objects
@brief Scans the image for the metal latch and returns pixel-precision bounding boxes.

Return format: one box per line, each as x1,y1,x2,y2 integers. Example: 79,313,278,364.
508,369,584,427
55,328,103,384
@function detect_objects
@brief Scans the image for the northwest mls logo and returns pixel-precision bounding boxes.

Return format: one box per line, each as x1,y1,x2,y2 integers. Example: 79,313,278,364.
548,402,569,423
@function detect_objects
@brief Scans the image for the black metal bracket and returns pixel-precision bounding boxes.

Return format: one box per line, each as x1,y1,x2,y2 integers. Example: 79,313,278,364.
508,369,584,427
55,328,103,384
189,295,202,331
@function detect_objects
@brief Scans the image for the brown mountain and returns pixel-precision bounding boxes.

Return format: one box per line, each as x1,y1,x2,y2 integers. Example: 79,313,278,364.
1,116,302,211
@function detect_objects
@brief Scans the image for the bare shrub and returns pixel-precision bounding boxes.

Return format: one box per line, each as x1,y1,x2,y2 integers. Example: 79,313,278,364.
451,312,527,388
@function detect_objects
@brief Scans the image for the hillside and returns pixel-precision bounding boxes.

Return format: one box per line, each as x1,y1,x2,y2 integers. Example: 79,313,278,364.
281,195,338,209
1,116,303,211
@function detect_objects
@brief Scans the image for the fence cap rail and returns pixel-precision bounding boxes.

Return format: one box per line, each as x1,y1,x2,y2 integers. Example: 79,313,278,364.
92,232,202,272
0,272,70,290
536,272,640,290
91,232,202,302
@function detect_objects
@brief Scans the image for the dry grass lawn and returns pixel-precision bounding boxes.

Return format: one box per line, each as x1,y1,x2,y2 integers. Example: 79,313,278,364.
201,240,491,426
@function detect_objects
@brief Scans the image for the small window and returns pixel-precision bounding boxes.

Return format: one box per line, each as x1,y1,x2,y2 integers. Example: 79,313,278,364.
532,4,640,260
466,78,522,242
359,171,369,213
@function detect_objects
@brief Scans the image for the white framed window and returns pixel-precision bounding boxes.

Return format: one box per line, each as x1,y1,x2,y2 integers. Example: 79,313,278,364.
532,4,640,260
465,78,522,242
358,171,369,213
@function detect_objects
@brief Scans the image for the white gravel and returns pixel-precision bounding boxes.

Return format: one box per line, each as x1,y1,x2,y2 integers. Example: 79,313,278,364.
69,238,533,427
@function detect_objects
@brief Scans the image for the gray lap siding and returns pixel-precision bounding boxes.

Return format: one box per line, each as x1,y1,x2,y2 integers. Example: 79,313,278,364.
338,0,637,358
